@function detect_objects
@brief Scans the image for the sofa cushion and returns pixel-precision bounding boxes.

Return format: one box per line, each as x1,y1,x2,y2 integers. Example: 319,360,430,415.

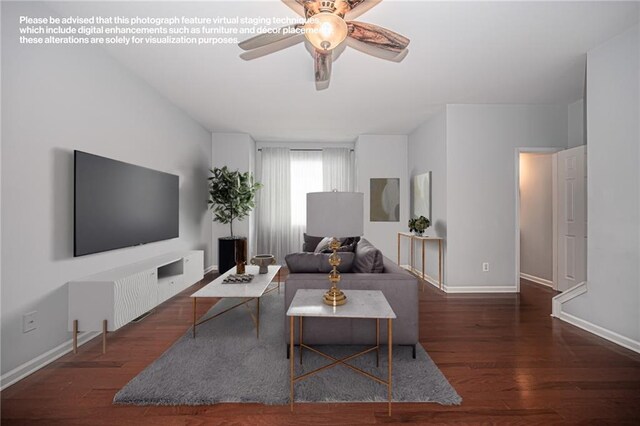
286,252,355,273
353,238,384,273
302,233,325,252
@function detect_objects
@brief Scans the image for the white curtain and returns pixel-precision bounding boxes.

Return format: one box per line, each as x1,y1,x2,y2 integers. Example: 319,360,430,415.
322,147,354,191
256,148,291,264
290,151,323,251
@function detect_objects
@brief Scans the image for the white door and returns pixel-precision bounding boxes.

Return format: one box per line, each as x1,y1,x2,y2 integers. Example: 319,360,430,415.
556,145,587,292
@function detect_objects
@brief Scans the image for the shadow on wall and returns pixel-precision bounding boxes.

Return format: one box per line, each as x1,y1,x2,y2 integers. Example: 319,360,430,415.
51,148,74,261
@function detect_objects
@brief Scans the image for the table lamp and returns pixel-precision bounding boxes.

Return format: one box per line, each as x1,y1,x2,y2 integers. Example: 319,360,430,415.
306,191,364,306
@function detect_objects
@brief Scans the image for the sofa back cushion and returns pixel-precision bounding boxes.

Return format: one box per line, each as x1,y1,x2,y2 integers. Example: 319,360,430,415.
286,252,355,273
353,238,384,273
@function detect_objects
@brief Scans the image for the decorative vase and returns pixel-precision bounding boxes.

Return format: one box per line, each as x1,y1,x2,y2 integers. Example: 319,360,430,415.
218,237,247,274
250,254,276,274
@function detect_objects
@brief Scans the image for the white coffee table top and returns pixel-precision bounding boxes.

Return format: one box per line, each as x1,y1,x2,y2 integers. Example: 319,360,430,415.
286,289,396,319
191,265,281,299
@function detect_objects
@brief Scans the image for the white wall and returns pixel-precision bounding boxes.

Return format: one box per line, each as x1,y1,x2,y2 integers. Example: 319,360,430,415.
564,25,640,344
519,153,553,282
1,2,212,378
210,133,256,267
355,135,409,262
568,99,586,148
446,105,567,290
407,108,447,282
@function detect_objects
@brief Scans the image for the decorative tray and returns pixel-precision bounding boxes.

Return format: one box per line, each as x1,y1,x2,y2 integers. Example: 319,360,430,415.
222,274,254,284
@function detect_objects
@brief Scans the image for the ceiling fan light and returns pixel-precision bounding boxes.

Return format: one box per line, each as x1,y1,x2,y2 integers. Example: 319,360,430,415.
304,12,348,51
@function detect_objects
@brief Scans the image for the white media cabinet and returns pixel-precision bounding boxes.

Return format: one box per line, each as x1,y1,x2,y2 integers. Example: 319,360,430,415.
68,250,204,353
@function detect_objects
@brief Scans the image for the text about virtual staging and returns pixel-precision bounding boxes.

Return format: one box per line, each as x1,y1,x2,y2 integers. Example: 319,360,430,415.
18,15,312,46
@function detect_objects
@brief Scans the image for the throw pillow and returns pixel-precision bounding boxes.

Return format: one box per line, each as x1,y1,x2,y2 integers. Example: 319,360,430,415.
314,237,336,253
353,238,384,273
285,252,355,273
302,233,325,252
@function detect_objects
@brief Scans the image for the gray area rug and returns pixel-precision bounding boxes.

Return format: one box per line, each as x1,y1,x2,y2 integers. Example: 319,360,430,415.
113,286,461,406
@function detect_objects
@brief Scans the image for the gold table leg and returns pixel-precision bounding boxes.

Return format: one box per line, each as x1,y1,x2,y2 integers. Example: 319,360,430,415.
290,315,295,412
422,239,426,291
299,317,303,365
438,239,443,290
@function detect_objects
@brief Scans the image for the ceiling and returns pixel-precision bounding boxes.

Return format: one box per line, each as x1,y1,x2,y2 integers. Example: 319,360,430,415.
51,1,639,141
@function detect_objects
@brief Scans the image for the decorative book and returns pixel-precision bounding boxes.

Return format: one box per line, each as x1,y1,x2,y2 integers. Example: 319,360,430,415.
222,274,254,284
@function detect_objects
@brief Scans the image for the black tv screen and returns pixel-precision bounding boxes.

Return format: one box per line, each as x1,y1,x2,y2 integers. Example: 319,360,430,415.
74,151,179,257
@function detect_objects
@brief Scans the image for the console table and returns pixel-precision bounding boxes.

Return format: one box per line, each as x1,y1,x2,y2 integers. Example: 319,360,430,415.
68,250,204,353
397,232,443,290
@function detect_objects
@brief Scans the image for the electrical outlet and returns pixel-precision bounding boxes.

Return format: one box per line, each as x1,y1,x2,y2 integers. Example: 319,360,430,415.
23,311,37,333
482,262,490,272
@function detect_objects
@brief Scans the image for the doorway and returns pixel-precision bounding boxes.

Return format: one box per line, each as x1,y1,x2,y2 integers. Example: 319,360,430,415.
518,151,556,290
515,146,587,293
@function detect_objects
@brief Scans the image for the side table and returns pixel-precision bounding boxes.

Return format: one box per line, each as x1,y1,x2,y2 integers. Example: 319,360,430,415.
286,289,397,416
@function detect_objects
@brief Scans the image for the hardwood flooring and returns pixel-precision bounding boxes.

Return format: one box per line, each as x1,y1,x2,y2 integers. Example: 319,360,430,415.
2,273,640,425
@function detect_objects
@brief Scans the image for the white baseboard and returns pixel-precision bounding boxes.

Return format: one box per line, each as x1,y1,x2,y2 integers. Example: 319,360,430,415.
0,331,100,391
556,311,640,354
204,265,217,274
551,281,587,317
400,265,517,293
400,265,442,290
444,285,518,293
520,272,553,288
551,281,640,355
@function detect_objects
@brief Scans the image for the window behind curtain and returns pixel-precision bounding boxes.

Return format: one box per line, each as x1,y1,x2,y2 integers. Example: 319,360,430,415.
290,151,323,249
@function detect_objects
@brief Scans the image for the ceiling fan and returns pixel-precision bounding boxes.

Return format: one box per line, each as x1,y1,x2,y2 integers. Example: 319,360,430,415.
238,0,410,90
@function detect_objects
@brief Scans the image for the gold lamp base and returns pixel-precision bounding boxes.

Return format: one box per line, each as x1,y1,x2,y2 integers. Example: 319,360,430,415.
323,237,347,306
323,287,347,306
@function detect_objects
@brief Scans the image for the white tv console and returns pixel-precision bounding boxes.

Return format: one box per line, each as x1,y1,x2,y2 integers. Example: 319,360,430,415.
68,250,204,353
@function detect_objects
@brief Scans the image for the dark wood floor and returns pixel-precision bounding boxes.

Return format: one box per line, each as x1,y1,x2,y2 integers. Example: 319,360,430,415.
2,272,640,425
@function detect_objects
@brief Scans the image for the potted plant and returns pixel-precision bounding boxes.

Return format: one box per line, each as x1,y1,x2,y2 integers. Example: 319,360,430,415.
408,215,430,236
208,166,262,273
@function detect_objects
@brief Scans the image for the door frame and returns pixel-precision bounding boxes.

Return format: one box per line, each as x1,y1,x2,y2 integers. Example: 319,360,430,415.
514,147,562,293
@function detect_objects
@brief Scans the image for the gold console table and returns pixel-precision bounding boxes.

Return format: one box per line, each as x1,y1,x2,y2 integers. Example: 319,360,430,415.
397,232,443,290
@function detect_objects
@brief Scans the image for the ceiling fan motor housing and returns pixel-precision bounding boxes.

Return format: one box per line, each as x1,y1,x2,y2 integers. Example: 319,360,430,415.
305,1,345,19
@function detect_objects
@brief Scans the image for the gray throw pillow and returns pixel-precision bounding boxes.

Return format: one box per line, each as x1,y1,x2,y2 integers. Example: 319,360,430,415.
302,233,325,252
286,252,355,273
353,238,384,273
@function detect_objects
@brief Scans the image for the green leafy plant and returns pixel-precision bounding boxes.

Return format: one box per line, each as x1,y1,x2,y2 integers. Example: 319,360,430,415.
408,215,430,235
207,166,262,237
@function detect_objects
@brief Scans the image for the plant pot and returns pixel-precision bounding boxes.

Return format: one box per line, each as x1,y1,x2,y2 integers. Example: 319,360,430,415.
218,237,247,274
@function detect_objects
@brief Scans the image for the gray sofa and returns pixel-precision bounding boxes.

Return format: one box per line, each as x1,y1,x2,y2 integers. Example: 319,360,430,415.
285,252,419,357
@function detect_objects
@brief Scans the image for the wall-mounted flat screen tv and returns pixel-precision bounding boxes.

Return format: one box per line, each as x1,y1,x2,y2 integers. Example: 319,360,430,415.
74,151,179,257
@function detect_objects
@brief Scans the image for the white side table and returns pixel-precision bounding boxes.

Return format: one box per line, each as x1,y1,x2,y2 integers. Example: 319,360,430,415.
286,289,397,416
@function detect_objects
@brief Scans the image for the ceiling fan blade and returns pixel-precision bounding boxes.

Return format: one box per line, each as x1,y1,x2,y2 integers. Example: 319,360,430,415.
343,0,383,21
314,49,332,91
238,24,302,51
347,21,410,53
281,0,306,17
240,34,305,61
345,36,408,62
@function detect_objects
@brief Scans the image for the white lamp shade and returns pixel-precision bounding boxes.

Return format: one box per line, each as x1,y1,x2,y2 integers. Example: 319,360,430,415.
306,192,364,238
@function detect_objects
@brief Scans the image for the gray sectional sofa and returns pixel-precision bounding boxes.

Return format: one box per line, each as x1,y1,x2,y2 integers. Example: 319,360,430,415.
284,238,419,357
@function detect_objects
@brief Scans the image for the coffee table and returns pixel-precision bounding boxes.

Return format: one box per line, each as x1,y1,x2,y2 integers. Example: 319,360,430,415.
287,289,397,416
190,264,281,338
